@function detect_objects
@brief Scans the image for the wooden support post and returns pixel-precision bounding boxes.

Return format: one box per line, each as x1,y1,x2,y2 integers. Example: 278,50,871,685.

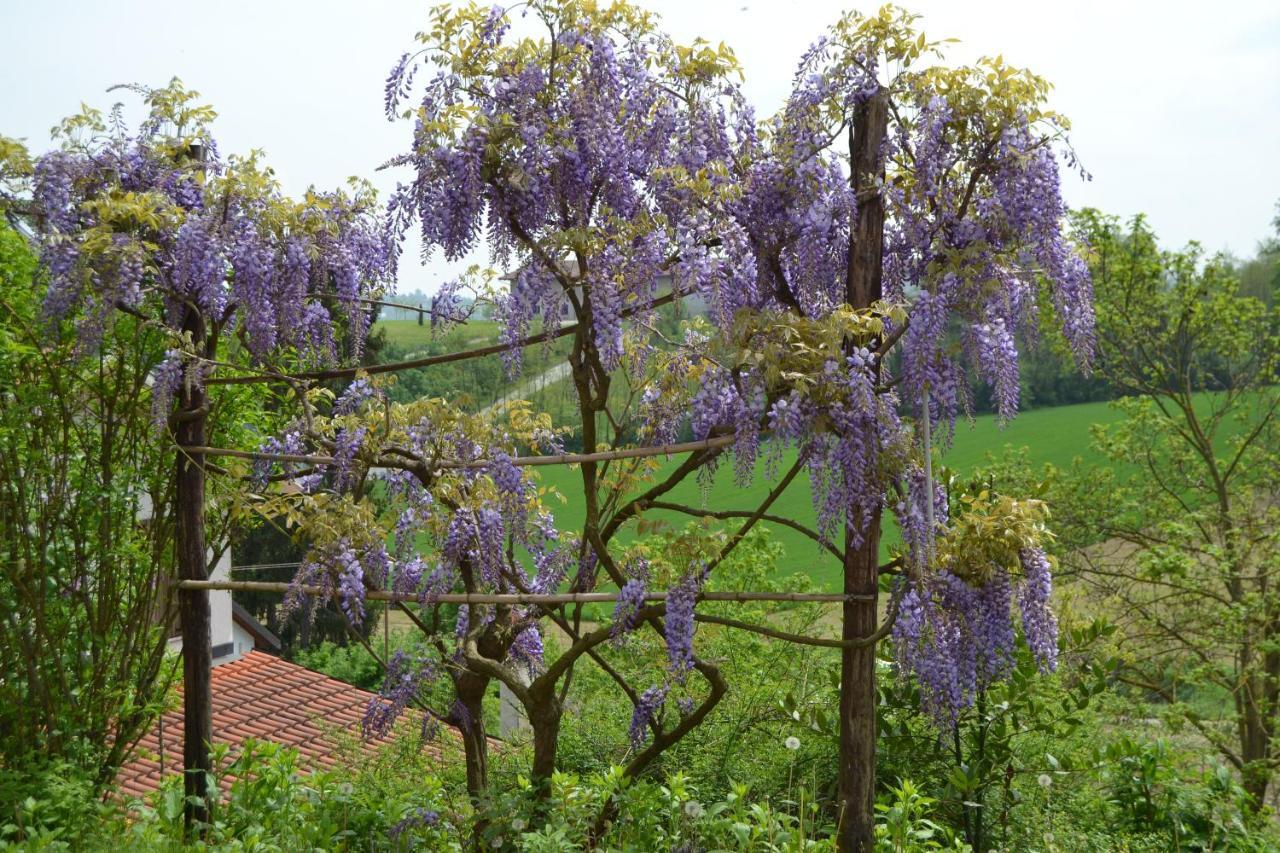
176,386,212,832
837,88,889,853
177,143,213,835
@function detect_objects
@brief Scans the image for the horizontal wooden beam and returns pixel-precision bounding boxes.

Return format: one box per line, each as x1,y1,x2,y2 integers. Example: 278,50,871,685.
169,578,869,603
184,434,736,470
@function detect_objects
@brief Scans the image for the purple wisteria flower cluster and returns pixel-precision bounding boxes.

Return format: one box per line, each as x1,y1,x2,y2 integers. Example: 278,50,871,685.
363,650,437,740
620,559,711,748
664,563,708,679
382,2,751,393
891,509,1061,727
261,392,580,741
389,808,439,843
28,84,391,376
611,579,648,645
629,685,669,749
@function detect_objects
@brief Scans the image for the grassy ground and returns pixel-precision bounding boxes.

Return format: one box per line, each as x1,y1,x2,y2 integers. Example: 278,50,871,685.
531,399,1127,590
376,318,501,350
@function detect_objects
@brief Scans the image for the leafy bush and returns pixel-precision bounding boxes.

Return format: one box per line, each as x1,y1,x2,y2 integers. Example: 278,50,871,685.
293,638,391,691
0,759,109,849
1097,736,1265,850
0,220,178,803
119,740,457,851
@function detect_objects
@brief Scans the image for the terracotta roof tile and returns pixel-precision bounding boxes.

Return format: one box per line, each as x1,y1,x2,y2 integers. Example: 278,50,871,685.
115,651,444,797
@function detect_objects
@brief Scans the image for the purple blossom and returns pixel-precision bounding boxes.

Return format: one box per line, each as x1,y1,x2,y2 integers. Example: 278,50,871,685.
973,315,1020,422
27,89,391,394
334,377,377,416
251,428,308,488
487,451,527,522
508,626,544,675
150,351,184,427
450,698,475,735
428,278,468,327
390,808,439,842
528,537,572,595
384,52,418,120
892,556,1047,728
335,541,366,627
1018,547,1059,671
629,685,668,748
363,650,436,739
331,426,366,491
611,578,647,644
893,464,948,570
665,564,707,679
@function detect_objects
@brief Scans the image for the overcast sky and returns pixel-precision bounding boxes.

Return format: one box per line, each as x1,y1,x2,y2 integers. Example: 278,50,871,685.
3,0,1277,295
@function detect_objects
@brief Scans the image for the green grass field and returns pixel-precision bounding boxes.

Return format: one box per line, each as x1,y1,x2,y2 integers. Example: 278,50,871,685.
375,318,501,351
530,399,1127,590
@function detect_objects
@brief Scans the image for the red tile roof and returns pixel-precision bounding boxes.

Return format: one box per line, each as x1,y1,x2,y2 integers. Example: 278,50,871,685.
115,650,436,799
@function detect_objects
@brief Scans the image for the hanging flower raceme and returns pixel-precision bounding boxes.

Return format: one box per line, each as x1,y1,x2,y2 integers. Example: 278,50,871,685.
629,685,669,749
891,477,1060,726
251,383,574,742
664,563,707,679
614,554,711,747
23,81,392,421
363,650,437,740
611,578,648,645
507,626,545,677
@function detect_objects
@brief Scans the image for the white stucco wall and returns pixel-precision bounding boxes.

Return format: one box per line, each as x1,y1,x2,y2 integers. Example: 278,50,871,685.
144,493,242,666
164,546,244,666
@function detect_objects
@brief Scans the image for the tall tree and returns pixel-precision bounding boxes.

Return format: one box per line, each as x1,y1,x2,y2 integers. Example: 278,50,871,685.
1058,210,1280,807
243,0,756,815
1235,200,1279,307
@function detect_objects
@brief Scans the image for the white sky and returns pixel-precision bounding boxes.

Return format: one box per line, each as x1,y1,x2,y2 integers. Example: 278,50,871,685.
3,0,1277,296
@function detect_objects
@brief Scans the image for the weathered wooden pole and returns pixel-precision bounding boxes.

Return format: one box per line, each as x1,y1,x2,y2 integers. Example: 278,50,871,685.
177,143,213,834
837,88,889,853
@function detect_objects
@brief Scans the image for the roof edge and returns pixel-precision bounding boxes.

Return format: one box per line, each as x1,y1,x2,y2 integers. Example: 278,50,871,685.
230,601,282,652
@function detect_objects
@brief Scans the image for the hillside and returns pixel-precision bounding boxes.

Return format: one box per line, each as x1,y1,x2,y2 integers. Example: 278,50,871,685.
530,400,1127,590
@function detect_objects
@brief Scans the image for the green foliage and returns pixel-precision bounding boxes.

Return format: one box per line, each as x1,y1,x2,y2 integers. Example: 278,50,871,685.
1099,736,1262,848
875,780,969,852
477,769,841,851
113,740,456,851
1231,201,1279,307
0,221,177,799
550,528,841,796
2,734,962,851
0,760,110,850
1055,210,1280,805
294,635,406,692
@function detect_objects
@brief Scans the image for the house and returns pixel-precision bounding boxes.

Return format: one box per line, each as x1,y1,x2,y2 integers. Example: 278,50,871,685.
116,551,435,798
